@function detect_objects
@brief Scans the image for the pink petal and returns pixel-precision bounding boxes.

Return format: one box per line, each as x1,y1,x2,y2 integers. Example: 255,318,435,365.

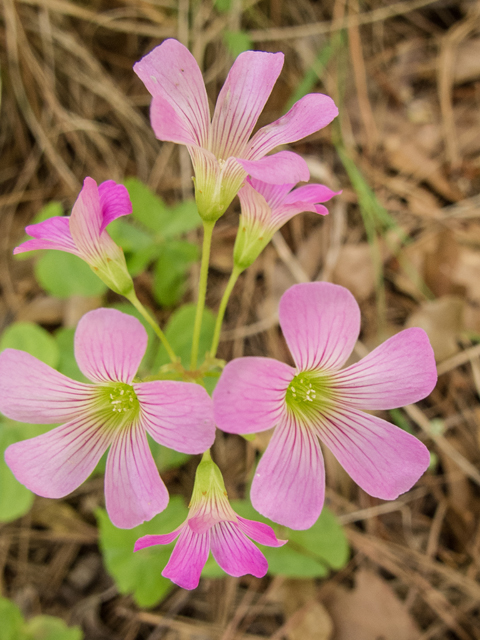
246,93,338,160
74,308,147,384
251,413,325,530
283,184,340,205
0,349,95,424
13,217,80,256
213,357,295,435
135,380,215,453
279,282,360,372
247,178,295,207
98,181,132,233
134,528,183,551
210,50,284,159
150,96,200,146
5,416,111,498
105,422,168,528
210,521,268,578
134,39,210,147
69,177,103,260
238,150,309,184
333,328,437,410
317,407,430,500
162,526,210,590
237,517,287,547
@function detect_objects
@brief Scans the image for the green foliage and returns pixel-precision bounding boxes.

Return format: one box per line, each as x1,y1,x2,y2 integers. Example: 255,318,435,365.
117,178,202,307
0,596,82,640
153,241,199,307
202,500,349,578
54,327,87,382
32,201,63,224
97,497,189,607
35,251,107,298
0,322,59,368
154,303,216,370
223,31,253,57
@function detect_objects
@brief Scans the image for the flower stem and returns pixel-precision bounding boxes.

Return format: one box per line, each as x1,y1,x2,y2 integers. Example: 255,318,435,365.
209,265,243,358
125,290,177,364
190,220,215,370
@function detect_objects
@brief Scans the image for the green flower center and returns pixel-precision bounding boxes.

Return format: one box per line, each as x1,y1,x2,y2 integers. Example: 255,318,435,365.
96,382,140,426
285,371,334,420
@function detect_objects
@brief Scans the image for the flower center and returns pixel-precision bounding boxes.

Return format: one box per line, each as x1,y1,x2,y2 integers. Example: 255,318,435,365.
285,371,334,420
96,382,140,426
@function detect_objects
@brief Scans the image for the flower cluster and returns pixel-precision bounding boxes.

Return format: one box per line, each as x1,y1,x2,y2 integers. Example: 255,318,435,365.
0,38,438,592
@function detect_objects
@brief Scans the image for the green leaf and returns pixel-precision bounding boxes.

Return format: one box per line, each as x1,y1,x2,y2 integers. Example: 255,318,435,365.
107,218,154,254
226,500,349,578
35,252,107,299
54,328,87,382
153,241,199,307
124,178,201,239
0,322,59,368
124,178,171,235
126,243,162,278
0,597,25,640
154,304,216,369
0,423,35,522
160,201,201,238
223,31,253,58
24,616,83,640
31,201,63,225
97,497,188,607
147,436,191,472
214,0,231,12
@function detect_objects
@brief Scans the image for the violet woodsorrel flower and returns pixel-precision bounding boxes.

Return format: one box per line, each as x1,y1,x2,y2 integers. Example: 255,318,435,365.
14,177,134,296
213,282,437,530
134,39,338,222
134,453,286,590
234,177,340,270
0,309,215,529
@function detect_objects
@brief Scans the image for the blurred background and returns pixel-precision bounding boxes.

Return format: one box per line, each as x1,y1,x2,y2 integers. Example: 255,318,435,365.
1,0,480,638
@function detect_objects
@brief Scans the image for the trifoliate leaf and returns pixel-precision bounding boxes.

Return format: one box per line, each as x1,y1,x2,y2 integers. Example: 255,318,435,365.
0,322,59,368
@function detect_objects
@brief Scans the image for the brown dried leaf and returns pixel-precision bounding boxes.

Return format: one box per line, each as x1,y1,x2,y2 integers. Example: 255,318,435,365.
454,37,480,84
332,243,375,302
406,296,464,361
277,579,333,640
324,569,420,640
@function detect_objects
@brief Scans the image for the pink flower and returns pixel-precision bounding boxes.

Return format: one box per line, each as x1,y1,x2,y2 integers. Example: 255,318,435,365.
134,454,286,589
14,178,134,296
213,283,437,530
0,308,215,529
134,39,338,221
234,177,340,269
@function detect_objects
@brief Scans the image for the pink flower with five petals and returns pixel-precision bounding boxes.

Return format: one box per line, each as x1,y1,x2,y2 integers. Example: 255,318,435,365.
213,282,437,530
134,454,286,589
0,308,215,529
134,39,338,221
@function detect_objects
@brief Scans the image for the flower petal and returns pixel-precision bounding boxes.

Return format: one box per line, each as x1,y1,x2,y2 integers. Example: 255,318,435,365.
251,413,325,530
134,39,210,147
210,521,268,578
162,526,210,590
210,50,284,159
69,177,103,261
105,422,168,528
135,380,215,453
4,416,111,498
333,328,437,410
237,517,287,547
317,407,430,500
238,150,309,184
13,217,79,256
246,93,338,159
74,308,147,384
213,357,295,435
279,282,360,371
283,184,340,205
0,349,95,423
134,528,183,551
98,181,132,233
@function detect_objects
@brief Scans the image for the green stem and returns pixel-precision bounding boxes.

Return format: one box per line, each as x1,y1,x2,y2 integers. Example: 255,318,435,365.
190,220,215,370
125,291,177,364
209,264,243,358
